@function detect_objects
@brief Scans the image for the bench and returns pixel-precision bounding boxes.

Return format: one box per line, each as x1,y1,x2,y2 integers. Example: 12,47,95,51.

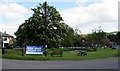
78,51,87,56
51,51,63,57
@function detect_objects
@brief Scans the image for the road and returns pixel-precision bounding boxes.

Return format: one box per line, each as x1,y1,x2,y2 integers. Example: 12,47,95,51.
2,57,118,69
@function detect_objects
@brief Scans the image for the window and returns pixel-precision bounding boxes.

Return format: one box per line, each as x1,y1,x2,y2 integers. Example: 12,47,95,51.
4,38,7,41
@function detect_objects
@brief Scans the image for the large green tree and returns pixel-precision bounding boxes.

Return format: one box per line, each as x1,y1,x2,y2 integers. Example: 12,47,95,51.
86,28,111,47
61,25,74,47
73,29,83,47
15,2,66,48
107,32,120,45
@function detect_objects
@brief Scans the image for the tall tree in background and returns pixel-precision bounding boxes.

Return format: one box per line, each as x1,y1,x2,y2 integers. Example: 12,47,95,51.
74,29,82,47
87,27,111,47
61,25,74,47
107,32,120,45
117,32,120,44
15,2,66,48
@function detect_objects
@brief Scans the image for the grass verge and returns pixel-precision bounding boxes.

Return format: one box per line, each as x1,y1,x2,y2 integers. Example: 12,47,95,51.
2,48,118,61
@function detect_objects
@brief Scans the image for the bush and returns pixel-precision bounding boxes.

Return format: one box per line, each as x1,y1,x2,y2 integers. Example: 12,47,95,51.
69,48,96,52
10,43,16,48
49,48,96,52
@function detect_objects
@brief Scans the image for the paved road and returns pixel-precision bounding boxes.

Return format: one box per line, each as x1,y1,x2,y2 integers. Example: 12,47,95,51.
2,57,118,69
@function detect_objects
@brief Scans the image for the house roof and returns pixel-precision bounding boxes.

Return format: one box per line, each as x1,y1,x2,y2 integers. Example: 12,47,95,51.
0,32,13,37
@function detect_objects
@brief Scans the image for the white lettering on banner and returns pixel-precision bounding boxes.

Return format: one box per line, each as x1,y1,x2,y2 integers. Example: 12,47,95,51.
26,46,43,54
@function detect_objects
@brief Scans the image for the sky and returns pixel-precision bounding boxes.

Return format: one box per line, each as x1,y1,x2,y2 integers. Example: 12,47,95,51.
0,0,119,37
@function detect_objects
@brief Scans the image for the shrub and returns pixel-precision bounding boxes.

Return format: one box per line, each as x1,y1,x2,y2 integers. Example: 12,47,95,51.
49,48,96,52
10,43,16,48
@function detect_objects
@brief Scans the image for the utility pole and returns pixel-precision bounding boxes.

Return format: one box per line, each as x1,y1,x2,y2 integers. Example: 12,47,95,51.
1,32,5,54
44,1,47,57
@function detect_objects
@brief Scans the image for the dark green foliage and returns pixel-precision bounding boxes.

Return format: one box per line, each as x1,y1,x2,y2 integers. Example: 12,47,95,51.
107,32,120,45
49,48,96,52
9,43,16,48
74,35,82,47
61,25,75,47
15,2,66,48
73,29,83,47
86,29,111,47
117,32,120,39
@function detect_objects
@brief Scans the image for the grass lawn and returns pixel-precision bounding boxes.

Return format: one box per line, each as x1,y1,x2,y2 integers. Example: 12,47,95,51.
2,48,118,61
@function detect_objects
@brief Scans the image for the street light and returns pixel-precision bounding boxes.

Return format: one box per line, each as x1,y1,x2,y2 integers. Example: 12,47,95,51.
41,2,56,57
1,32,5,54
0,32,3,54
40,2,48,57
0,32,2,48
44,2,47,57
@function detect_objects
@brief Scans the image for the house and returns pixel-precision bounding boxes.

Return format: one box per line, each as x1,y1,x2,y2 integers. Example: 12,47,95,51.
0,31,14,48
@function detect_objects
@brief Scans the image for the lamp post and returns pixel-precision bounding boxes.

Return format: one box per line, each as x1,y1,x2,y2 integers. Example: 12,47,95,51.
40,2,47,57
0,32,2,49
44,2,47,57
1,32,5,54
1,32,3,54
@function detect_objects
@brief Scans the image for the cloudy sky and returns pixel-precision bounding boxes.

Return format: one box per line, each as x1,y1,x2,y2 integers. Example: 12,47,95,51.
0,0,119,37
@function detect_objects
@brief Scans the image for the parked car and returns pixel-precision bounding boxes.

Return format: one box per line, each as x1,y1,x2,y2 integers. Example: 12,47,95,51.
111,46,116,49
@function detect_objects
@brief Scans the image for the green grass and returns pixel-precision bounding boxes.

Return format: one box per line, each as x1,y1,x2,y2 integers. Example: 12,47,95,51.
49,48,118,60
2,48,118,61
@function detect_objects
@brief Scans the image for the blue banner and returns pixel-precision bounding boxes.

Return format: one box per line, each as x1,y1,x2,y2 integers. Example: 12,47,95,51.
26,46,43,54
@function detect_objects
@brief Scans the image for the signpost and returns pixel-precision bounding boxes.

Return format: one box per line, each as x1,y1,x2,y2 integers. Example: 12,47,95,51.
26,46,43,54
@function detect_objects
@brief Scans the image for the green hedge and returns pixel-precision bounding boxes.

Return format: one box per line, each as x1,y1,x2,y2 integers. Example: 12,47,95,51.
48,48,96,52
2,55,50,61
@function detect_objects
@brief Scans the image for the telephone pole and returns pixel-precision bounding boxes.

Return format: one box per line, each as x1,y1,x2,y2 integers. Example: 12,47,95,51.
44,1,47,57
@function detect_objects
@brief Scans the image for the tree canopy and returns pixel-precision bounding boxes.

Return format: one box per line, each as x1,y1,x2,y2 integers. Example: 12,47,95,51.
15,2,67,48
14,2,119,48
107,32,120,45
86,27,112,47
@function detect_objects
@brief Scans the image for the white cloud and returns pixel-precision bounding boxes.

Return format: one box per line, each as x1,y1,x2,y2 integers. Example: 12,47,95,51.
60,0,119,34
0,0,119,37
0,24,17,36
76,0,89,4
0,3,32,37
0,2,31,19
0,20,25,37
76,0,103,4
